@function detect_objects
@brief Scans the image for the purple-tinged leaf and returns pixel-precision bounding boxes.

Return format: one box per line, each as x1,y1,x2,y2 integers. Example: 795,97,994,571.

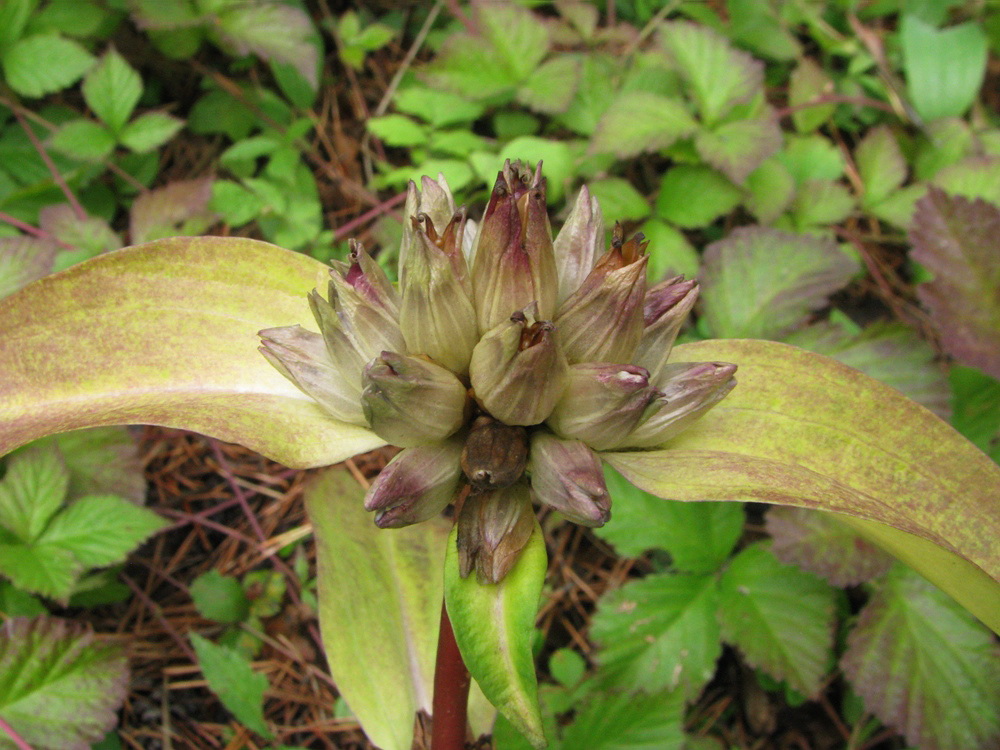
215,2,319,89
0,237,384,467
788,58,835,134
590,91,697,159
700,227,858,338
130,177,217,244
766,507,893,586
0,236,56,299
841,567,1000,750
0,616,128,750
39,204,120,268
28,427,146,504
694,116,782,184
909,188,1000,379
603,339,1000,633
855,126,907,207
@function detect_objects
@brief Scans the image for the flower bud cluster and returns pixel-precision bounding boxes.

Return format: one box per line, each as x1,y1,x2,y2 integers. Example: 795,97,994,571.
261,161,736,583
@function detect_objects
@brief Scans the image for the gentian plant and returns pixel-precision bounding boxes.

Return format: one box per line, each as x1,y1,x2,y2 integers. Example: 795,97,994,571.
1,163,998,750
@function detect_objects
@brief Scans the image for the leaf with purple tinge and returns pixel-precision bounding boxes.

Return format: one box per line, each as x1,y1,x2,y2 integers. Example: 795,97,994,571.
0,616,129,750
909,188,1000,379
766,507,893,587
841,566,1000,750
0,236,56,299
694,115,782,185
130,177,217,244
216,2,320,89
590,91,697,159
699,227,858,339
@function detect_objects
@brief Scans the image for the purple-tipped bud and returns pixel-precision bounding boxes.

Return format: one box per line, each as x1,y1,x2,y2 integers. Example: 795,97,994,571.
308,289,368,395
399,209,479,373
258,325,366,425
361,352,469,447
528,432,610,527
469,304,568,426
553,184,604,304
546,363,659,450
609,362,738,449
400,176,458,285
470,161,559,332
632,277,699,383
364,440,464,528
554,225,649,364
457,482,535,584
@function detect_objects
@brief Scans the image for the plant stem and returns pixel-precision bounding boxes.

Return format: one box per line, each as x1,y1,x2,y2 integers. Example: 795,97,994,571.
431,600,471,750
0,715,34,750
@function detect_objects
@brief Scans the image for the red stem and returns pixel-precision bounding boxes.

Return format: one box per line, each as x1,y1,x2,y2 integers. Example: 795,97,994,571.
0,716,33,750
431,601,471,750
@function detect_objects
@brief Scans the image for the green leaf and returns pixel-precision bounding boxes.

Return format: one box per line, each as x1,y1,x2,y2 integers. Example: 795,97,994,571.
588,178,650,222
602,339,1000,634
855,126,907,207
788,58,835,133
130,177,216,245
0,237,56,299
190,633,273,738
39,494,167,568
555,53,616,136
445,520,548,749
590,92,697,159
0,579,46,617
216,2,319,89
744,157,795,224
548,649,585,688
366,114,427,147
517,55,581,115
474,2,550,85
694,116,782,185
931,156,1000,205
786,179,854,228
639,219,699,280
841,566,1000,750
950,366,1000,461
717,542,836,697
393,86,484,128
50,119,116,162
119,112,184,153
591,572,721,700
778,134,843,184
0,445,68,542
0,238,385,468
0,617,128,748
191,570,251,624
26,428,144,505
496,138,574,204
699,227,857,338
901,15,988,122
0,0,33,49
654,165,741,228
82,48,142,134
189,89,256,140
0,541,81,600
910,188,1000,379
660,22,763,126
560,689,685,750
597,467,743,572
211,180,266,226
1,34,95,97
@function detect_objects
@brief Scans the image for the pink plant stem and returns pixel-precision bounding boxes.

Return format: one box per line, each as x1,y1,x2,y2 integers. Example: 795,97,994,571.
12,109,87,221
431,601,471,750
0,717,33,750
332,190,407,241
0,211,73,248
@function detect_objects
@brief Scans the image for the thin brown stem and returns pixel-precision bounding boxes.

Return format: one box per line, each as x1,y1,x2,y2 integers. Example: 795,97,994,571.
431,601,471,750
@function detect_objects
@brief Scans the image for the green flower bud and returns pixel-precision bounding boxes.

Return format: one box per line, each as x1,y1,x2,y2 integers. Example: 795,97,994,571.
457,482,534,584
554,225,649,364
469,305,568,426
364,440,464,528
470,161,559,332
546,363,658,450
400,176,458,284
528,432,610,526
632,277,699,383
553,184,604,304
361,352,468,447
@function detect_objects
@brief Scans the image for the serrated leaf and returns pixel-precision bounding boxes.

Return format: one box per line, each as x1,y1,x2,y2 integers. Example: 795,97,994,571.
660,22,763,126
744,157,795,224
0,542,81,600
393,87,484,128
694,116,782,185
597,467,743,572
654,165,741,228
778,134,843,184
909,188,1000,379
0,238,385,467
901,15,988,122
0,237,56,299
474,2,550,85
50,120,115,162
39,204,120,258
517,55,581,115
190,632,273,738
39,494,167,568
700,227,857,338
560,689,685,750
0,445,68,542
130,177,217,245
588,178,649,221
445,520,548,749
855,126,907,207
1,34,95,98
787,179,854,228
931,155,1000,205
190,570,250,624
590,91,697,159
949,366,1000,461
366,114,427,147
215,2,318,88
591,573,721,700
841,567,1000,750
119,112,184,153
555,53,616,136
717,542,836,696
0,580,46,618
766,507,893,586
82,48,142,134
0,617,128,750
789,58,835,133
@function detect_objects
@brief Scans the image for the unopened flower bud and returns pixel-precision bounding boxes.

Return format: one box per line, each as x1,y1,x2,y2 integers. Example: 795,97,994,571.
610,362,738,449
258,325,366,425
554,224,648,364
461,415,529,490
308,289,367,395
553,185,604,304
631,277,699,383
457,482,534,584
469,305,568,425
361,352,468,447
364,440,464,528
528,432,610,526
400,176,458,284
546,363,658,450
470,161,559,331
